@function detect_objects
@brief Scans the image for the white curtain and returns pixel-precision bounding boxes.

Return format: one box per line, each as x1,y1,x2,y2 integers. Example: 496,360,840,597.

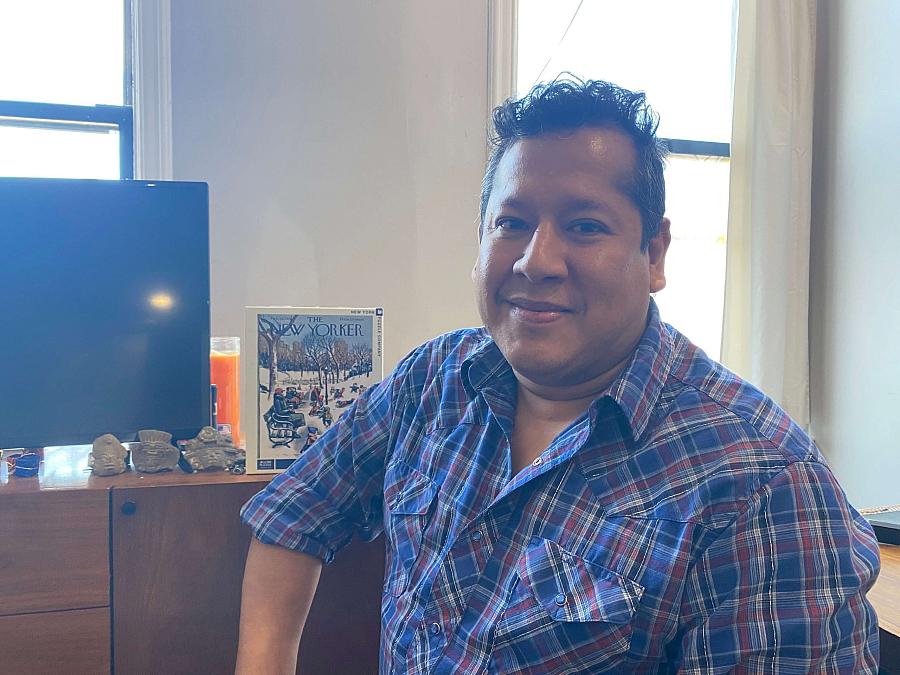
720,0,816,428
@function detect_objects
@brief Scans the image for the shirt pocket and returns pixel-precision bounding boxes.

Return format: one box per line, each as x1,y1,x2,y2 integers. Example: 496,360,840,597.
383,462,439,597
517,537,643,623
492,537,644,674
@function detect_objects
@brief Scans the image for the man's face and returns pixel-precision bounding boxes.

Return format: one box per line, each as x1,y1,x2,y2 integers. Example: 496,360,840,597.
474,127,670,389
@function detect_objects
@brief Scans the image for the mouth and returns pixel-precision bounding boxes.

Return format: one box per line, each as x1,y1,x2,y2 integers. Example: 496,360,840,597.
505,297,571,324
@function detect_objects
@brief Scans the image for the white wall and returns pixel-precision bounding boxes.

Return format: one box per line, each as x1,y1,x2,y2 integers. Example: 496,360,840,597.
810,0,900,507
168,1,900,507
169,1,488,371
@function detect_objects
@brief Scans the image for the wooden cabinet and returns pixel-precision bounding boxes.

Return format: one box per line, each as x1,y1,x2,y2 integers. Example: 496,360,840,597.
0,447,383,674
296,530,384,674
1,607,110,675
0,488,110,674
0,489,109,614
111,481,264,674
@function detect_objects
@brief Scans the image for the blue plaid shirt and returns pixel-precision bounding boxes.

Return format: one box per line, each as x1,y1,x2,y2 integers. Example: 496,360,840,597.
242,302,880,673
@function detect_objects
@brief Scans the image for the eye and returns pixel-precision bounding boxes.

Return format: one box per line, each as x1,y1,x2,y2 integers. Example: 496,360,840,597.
493,217,530,233
568,220,608,235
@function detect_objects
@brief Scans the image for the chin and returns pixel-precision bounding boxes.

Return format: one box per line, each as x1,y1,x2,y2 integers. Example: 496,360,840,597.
505,347,573,383
515,365,564,383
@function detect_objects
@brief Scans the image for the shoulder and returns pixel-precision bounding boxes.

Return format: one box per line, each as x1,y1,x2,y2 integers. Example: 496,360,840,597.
388,327,489,403
663,325,814,462
628,324,828,527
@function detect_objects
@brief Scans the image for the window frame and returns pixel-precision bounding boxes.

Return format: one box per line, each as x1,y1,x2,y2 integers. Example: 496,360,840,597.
489,1,733,162
663,139,729,159
0,0,134,179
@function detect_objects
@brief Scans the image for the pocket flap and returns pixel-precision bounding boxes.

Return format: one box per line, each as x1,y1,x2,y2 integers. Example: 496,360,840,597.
387,465,438,515
516,538,644,624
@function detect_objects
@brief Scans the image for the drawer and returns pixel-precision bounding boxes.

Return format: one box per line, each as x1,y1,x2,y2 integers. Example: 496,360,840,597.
0,490,109,614
0,606,110,674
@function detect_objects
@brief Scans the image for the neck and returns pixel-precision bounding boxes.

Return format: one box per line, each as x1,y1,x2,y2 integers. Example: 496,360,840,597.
512,353,631,425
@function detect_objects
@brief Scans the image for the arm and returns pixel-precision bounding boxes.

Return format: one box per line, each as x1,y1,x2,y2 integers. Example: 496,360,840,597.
677,461,881,673
237,344,429,670
235,539,322,675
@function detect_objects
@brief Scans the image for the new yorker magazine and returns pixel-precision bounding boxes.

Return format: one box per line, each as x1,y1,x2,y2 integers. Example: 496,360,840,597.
243,307,384,473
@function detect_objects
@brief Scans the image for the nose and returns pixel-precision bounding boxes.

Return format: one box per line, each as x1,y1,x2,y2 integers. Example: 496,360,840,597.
512,223,568,281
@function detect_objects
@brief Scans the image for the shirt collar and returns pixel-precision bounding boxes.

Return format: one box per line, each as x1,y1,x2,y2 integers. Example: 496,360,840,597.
600,298,673,442
461,299,673,442
461,332,513,400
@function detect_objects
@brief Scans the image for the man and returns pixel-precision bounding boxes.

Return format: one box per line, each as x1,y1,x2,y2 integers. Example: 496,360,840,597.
237,79,880,673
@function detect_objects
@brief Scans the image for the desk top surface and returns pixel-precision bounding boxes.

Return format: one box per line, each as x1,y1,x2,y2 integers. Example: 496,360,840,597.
872,544,900,637
0,445,269,493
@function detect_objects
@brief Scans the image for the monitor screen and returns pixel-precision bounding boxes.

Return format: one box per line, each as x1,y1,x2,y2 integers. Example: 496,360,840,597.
0,178,210,448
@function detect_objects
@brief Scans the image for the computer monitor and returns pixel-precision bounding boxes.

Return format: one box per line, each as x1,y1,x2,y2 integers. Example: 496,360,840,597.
0,178,211,448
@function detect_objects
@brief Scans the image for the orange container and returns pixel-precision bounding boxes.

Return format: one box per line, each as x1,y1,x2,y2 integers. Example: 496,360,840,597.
210,337,241,446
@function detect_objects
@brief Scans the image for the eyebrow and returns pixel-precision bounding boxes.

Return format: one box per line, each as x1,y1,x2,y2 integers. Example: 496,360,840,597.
494,197,529,212
495,197,615,213
560,198,617,215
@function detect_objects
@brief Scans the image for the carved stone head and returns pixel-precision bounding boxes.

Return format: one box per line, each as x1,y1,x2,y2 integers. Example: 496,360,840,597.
182,426,236,471
89,434,128,476
132,429,180,473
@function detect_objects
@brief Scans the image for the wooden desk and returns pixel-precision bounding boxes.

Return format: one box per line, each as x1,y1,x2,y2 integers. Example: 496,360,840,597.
0,446,383,674
872,545,900,636
871,544,900,671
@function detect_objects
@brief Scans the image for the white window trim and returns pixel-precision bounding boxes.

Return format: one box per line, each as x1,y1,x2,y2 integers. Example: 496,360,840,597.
132,0,173,180
487,0,518,124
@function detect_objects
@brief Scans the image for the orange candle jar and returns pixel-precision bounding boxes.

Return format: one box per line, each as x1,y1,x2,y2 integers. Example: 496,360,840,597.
210,337,241,446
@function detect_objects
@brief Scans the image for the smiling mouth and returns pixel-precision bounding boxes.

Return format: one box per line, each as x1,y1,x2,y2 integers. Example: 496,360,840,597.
506,298,570,324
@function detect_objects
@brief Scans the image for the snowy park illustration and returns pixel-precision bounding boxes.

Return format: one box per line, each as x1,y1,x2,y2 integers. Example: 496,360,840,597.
254,311,381,461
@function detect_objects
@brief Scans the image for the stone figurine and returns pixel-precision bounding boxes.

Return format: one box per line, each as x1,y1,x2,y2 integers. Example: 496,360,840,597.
181,426,235,472
223,439,246,474
132,429,180,473
89,434,128,476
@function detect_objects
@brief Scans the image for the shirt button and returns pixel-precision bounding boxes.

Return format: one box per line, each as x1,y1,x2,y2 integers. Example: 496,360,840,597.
429,622,442,635
532,457,543,467
554,593,567,606
471,530,483,542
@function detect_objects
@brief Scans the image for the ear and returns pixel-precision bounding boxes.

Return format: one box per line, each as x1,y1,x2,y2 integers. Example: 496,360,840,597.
472,221,484,283
647,217,671,293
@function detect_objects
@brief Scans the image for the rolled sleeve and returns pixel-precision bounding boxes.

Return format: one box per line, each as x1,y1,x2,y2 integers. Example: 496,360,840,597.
241,477,350,564
678,460,881,673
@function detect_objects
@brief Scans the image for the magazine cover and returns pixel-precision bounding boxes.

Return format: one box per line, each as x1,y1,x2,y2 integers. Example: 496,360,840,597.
243,307,384,474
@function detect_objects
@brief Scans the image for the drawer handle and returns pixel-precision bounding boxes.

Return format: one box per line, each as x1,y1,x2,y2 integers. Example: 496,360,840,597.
121,501,138,516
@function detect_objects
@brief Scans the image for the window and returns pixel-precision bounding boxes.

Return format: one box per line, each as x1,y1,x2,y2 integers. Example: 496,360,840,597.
515,0,735,358
0,1,133,179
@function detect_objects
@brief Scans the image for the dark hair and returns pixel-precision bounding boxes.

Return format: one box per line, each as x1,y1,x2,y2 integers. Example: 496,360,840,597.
480,77,668,249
